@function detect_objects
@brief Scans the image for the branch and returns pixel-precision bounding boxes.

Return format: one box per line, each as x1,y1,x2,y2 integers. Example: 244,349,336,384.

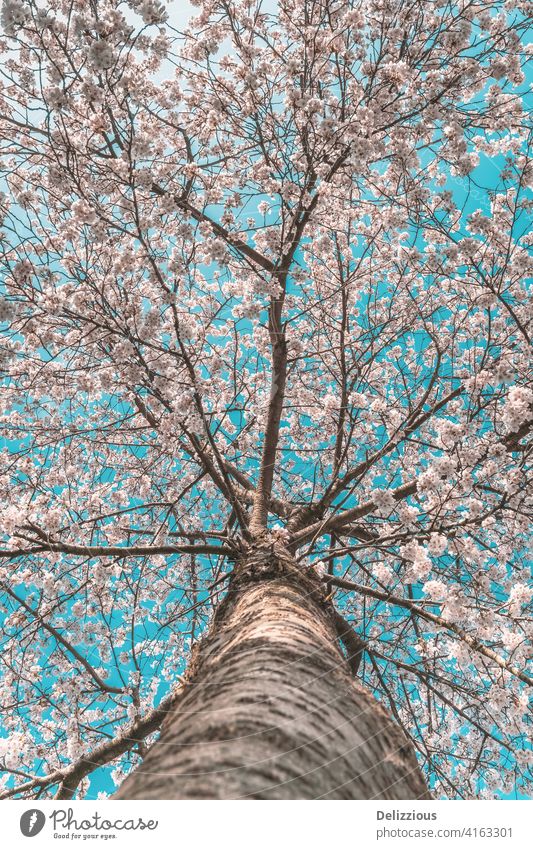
370,648,512,753
324,574,533,687
249,334,288,533
132,394,292,520
293,481,417,546
0,692,176,800
151,182,276,274
8,537,233,560
503,417,532,452
249,151,349,533
289,386,462,534
1,583,124,694
331,608,366,676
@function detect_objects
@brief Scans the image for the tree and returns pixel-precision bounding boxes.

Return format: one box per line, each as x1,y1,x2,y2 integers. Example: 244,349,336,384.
0,0,531,801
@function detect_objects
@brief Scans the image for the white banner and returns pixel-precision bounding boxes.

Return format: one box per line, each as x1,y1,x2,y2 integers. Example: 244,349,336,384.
1,800,531,849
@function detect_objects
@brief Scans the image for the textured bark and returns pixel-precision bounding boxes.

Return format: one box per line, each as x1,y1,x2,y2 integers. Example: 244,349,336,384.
115,545,430,800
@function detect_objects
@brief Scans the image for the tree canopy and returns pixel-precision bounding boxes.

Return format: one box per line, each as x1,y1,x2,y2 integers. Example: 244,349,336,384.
0,0,531,800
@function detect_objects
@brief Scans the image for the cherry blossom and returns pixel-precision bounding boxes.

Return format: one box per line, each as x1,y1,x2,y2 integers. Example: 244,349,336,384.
0,0,530,801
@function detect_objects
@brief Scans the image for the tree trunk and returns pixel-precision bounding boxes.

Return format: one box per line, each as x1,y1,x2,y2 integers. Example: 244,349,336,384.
115,544,430,800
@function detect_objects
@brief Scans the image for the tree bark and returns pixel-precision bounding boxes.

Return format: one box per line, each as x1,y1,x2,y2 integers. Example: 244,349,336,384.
115,544,430,800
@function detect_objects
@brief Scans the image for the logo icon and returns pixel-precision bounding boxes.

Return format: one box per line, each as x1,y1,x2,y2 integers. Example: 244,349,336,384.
20,809,46,837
